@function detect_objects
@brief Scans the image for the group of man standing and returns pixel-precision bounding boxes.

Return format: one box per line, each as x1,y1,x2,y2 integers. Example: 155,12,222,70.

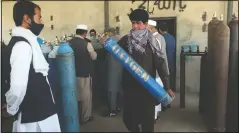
69,25,124,122
2,0,176,132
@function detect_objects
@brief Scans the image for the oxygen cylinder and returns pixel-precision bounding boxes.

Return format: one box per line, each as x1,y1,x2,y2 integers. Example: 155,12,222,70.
206,13,221,122
56,41,80,132
48,37,61,88
48,45,61,125
227,14,238,81
226,14,238,132
37,37,43,47
37,38,52,60
207,15,230,132
42,44,52,60
208,12,220,52
48,45,60,89
103,37,174,107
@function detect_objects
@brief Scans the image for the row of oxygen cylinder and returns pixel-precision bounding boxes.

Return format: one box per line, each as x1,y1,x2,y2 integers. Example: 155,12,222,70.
199,12,238,132
38,36,80,132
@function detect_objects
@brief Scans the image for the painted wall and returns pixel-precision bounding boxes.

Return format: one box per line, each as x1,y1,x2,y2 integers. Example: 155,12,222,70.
1,1,238,93
1,1,105,42
233,1,238,14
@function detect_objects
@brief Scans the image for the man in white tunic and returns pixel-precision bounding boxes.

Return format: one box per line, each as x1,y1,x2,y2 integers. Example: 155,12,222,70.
2,1,61,132
148,20,170,121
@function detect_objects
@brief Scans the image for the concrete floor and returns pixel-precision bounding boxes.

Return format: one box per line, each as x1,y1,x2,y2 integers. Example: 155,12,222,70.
81,92,206,132
1,92,206,132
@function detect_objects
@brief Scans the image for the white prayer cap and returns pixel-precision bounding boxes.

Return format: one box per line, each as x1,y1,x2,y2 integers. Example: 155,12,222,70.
148,20,157,26
76,24,88,30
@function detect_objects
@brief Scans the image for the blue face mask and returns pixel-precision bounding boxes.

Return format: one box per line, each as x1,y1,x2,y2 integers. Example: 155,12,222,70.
37,37,43,47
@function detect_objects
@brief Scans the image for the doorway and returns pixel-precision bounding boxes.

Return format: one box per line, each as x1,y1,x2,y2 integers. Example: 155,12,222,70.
150,17,177,92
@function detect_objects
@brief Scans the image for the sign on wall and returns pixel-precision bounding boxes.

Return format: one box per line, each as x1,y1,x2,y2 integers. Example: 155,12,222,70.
128,0,187,15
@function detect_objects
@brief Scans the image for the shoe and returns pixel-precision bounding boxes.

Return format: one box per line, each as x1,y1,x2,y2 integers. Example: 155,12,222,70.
155,116,159,120
162,106,168,111
103,110,117,117
167,104,171,108
157,115,160,120
80,116,94,125
116,107,121,113
88,116,94,122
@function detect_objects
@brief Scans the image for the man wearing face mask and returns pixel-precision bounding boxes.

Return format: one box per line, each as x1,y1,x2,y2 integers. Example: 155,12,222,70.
88,29,103,108
89,29,102,49
2,1,61,132
89,29,108,108
117,9,175,132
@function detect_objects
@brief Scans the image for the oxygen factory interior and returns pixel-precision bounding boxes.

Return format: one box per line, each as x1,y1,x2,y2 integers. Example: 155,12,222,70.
1,0,238,133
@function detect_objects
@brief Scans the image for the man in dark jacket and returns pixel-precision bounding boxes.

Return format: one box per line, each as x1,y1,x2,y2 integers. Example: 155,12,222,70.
117,9,175,132
69,24,97,124
159,23,176,92
104,28,123,117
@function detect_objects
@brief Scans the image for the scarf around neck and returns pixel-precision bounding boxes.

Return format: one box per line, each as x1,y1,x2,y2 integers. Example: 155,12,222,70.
127,29,149,54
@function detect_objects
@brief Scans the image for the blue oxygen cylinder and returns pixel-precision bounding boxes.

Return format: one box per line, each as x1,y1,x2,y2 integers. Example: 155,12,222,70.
48,46,60,89
48,45,64,130
56,41,80,132
38,37,52,60
104,37,173,106
37,37,43,47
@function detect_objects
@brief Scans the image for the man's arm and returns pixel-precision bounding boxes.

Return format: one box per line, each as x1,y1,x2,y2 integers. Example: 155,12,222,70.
157,34,170,75
150,34,170,90
5,41,32,115
155,57,170,90
87,42,97,60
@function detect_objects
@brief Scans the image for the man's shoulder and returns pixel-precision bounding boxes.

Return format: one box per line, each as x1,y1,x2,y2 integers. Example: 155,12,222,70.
117,35,129,48
9,36,30,45
165,33,174,39
6,37,31,51
157,34,166,42
70,37,87,43
12,41,32,56
120,35,128,40
85,38,91,43
157,33,164,38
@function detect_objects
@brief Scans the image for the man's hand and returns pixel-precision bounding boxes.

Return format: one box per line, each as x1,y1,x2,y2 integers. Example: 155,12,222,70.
1,104,11,117
167,89,175,98
99,33,108,45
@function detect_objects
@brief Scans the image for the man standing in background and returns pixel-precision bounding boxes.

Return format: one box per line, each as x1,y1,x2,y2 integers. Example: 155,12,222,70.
147,19,170,121
159,23,176,93
104,28,123,117
69,24,97,124
89,28,108,109
89,29,102,49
